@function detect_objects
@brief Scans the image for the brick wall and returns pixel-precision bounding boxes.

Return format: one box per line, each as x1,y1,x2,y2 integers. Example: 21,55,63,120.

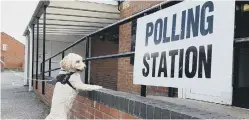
32,82,232,119
1,32,25,69
1,56,3,72
118,1,170,96
90,37,119,90
69,95,138,119
34,82,139,119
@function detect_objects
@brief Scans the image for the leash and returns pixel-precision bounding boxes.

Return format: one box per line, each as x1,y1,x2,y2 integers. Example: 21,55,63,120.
0,60,55,82
1,60,76,90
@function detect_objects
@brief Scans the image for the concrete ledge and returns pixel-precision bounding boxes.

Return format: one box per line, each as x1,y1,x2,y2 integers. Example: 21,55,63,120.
78,88,239,119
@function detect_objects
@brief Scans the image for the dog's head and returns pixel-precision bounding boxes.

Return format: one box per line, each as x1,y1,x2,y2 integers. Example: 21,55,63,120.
60,53,86,72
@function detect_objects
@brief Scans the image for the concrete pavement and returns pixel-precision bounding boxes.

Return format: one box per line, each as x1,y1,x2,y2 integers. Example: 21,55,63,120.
1,72,50,119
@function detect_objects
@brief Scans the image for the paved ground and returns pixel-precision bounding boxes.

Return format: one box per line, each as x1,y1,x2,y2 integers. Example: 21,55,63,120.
1,72,50,119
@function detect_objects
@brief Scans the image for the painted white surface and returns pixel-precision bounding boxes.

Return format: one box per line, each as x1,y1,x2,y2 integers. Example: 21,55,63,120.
24,34,29,86
134,1,235,104
31,33,86,81
31,0,120,37
28,28,33,91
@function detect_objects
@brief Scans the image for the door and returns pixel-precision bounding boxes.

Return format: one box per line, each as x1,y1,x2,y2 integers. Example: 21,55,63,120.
179,88,232,104
232,2,249,109
178,1,249,106
232,43,249,109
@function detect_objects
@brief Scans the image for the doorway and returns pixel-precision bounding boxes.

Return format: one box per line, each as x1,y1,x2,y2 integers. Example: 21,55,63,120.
232,2,249,109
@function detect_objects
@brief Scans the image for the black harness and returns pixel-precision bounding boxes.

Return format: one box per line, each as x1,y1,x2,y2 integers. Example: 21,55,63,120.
56,72,76,90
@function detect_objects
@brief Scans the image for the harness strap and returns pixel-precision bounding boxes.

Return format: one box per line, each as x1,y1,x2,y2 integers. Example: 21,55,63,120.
56,72,76,90
66,80,76,90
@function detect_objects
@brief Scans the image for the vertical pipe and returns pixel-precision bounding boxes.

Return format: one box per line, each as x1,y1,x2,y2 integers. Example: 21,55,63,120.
36,17,39,89
24,33,29,86
31,24,35,87
140,85,146,97
49,59,51,76
62,51,65,59
84,37,89,84
88,37,91,84
42,6,47,94
40,63,42,73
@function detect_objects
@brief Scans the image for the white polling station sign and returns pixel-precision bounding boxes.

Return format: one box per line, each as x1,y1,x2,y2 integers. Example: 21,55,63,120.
133,1,235,91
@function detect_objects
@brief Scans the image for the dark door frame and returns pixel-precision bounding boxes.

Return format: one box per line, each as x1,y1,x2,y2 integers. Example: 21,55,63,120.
232,1,249,109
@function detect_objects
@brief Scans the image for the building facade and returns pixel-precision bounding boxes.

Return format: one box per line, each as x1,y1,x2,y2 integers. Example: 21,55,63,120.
1,32,25,69
23,1,249,119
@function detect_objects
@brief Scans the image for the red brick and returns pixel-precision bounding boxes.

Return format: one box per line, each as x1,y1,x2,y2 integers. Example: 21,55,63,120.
77,114,85,119
87,106,95,114
99,104,110,113
89,113,94,119
90,37,119,90
79,103,88,111
121,112,139,119
1,32,25,69
109,108,120,118
78,109,86,117
78,96,85,102
95,103,100,110
103,113,115,119
84,112,91,119
117,1,169,96
85,98,91,106
94,110,103,119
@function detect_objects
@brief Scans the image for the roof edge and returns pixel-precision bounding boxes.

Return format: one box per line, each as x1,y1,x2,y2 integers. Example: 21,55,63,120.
23,0,50,36
1,32,25,46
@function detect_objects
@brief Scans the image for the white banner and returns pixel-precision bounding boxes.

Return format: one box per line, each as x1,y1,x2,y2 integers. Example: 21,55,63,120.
133,1,235,91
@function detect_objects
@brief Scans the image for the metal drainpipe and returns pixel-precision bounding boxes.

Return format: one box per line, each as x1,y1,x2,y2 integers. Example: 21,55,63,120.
42,5,47,94
36,17,39,89
84,37,89,84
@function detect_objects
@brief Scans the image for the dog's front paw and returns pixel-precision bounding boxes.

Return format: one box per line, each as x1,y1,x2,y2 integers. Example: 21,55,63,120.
91,85,102,90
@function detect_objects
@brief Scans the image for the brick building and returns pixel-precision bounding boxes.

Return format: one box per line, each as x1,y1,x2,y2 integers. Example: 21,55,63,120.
23,1,249,119
118,1,174,96
88,1,174,96
1,32,25,69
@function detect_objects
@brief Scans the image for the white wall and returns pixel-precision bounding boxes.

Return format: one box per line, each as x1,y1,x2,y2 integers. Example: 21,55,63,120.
35,38,86,80
29,32,86,83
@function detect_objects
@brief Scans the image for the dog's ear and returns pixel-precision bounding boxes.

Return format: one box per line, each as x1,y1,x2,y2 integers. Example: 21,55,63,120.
60,59,67,70
60,54,74,70
60,56,69,70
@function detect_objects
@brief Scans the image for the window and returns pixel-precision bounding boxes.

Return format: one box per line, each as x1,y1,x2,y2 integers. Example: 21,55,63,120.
235,2,249,38
130,19,137,65
2,44,7,51
244,4,249,11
